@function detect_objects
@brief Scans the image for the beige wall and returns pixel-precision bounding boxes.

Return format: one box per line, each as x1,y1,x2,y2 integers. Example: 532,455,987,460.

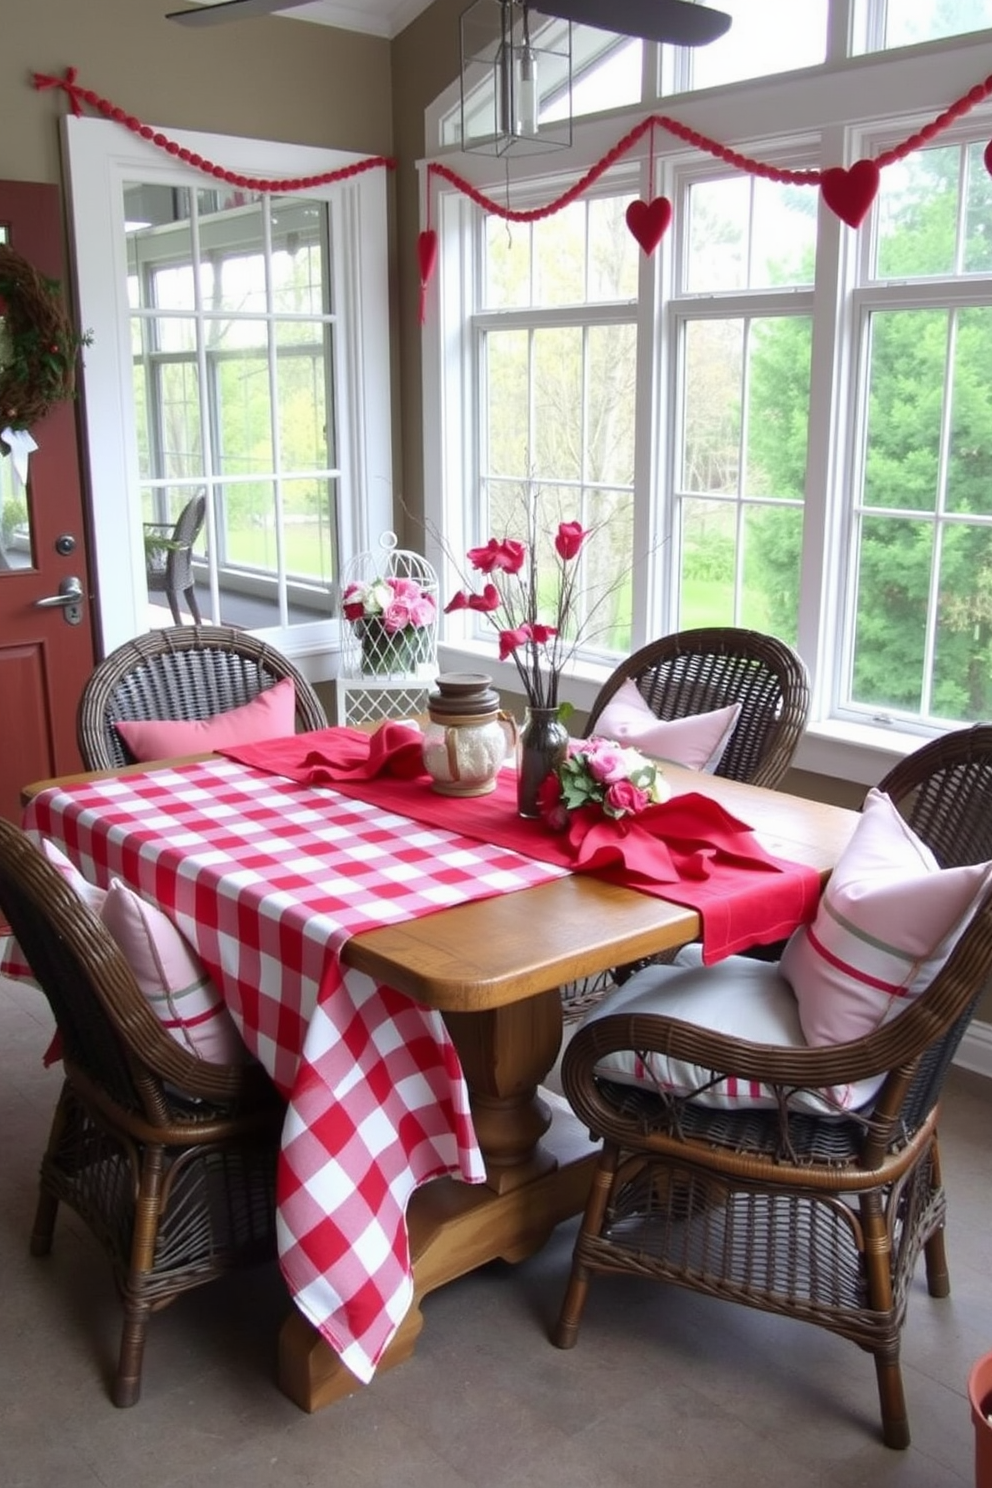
1,0,392,189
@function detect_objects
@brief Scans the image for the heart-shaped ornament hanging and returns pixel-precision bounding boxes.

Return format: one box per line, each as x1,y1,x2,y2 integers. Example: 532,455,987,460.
625,196,673,256
820,160,880,228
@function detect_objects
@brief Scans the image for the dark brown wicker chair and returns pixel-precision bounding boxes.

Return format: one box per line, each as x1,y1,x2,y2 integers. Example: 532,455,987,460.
584,626,810,791
144,491,206,626
0,818,284,1406
553,724,992,1450
77,624,328,772
560,627,811,1017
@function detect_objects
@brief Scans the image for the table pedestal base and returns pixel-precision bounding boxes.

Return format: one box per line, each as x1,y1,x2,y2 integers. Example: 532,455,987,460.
276,1098,596,1413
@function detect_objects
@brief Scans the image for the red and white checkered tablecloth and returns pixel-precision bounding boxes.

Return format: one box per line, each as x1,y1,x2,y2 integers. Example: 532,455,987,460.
22,756,569,1383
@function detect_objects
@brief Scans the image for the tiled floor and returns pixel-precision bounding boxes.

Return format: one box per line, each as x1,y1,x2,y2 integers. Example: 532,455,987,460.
2,966,989,1488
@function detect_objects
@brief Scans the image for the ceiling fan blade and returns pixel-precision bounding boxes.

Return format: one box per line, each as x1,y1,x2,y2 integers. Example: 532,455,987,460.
166,0,303,25
539,0,732,47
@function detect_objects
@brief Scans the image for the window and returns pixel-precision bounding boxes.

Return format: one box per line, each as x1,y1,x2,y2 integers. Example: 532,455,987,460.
424,5,992,779
127,187,338,627
64,117,392,670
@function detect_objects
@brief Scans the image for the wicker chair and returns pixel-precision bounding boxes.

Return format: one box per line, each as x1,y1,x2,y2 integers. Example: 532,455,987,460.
143,491,206,626
0,818,284,1406
584,626,810,791
77,625,328,771
560,627,811,1017
553,725,992,1450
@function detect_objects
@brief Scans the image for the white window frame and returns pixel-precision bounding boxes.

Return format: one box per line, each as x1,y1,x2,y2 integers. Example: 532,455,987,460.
63,115,393,678
423,27,992,785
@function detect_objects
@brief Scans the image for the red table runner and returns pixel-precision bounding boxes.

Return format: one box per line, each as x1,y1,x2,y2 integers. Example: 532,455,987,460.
222,725,823,962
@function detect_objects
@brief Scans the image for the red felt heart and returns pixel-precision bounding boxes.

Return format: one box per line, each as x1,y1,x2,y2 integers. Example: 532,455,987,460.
820,159,880,228
625,196,672,256
984,139,992,178
417,229,438,285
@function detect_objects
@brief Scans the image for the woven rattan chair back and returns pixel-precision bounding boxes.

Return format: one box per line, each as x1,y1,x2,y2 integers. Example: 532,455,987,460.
553,724,992,1450
0,818,282,1406
584,626,810,789
77,624,328,771
144,491,206,626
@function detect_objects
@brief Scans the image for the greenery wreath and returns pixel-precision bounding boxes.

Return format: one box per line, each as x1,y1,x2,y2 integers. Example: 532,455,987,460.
0,244,90,433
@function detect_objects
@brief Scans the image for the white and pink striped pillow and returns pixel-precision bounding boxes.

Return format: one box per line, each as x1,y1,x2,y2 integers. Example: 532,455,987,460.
781,787,992,1050
1,841,247,1065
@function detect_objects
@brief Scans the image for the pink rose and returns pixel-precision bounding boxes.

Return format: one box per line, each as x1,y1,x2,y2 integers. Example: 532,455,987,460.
382,598,413,633
554,521,590,561
388,577,423,601
604,779,649,817
409,595,436,627
585,741,627,784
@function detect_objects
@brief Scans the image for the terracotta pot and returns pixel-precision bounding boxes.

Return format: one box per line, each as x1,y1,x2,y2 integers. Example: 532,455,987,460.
969,1350,992,1488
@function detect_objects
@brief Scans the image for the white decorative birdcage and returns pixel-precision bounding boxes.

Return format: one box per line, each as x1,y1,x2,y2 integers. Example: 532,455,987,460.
334,532,439,728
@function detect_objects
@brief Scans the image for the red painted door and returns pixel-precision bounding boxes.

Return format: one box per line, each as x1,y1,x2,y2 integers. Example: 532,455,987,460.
0,180,97,825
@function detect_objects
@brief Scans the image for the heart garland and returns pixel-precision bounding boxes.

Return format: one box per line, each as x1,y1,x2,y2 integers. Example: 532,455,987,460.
625,196,673,255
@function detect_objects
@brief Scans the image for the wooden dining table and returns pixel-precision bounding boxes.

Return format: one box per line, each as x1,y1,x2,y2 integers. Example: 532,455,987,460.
22,751,860,1414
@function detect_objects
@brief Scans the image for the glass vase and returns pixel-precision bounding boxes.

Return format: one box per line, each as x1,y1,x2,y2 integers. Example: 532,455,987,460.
359,618,417,676
516,705,569,819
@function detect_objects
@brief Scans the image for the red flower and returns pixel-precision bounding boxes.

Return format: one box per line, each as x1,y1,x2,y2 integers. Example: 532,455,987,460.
537,772,569,831
342,601,365,621
467,537,526,574
554,521,590,561
498,626,529,659
524,622,558,643
469,584,502,613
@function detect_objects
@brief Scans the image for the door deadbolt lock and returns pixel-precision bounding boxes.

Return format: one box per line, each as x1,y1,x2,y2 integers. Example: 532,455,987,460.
55,533,77,556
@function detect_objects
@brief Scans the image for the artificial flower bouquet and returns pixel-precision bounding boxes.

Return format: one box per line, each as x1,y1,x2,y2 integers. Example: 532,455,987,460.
538,736,669,830
342,575,437,676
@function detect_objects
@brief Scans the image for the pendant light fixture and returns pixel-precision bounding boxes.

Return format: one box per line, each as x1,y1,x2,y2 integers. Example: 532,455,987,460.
459,1,573,156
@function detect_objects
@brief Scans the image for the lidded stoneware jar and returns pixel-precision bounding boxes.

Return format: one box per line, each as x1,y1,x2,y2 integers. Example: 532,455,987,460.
421,673,517,797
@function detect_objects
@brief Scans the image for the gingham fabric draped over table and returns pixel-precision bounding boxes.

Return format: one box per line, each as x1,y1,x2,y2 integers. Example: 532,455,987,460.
22,756,569,1384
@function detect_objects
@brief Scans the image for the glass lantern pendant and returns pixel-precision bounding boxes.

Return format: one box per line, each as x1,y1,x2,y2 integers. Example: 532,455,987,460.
460,0,573,156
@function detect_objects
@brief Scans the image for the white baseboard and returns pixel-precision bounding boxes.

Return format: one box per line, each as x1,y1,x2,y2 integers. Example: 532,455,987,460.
955,1019,992,1080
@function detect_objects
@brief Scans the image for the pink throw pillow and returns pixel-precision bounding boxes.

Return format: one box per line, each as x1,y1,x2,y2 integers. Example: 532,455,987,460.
594,679,741,772
113,675,297,762
101,881,249,1064
781,787,992,1051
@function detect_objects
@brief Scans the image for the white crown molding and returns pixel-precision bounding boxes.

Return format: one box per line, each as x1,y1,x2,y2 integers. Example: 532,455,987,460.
180,0,434,37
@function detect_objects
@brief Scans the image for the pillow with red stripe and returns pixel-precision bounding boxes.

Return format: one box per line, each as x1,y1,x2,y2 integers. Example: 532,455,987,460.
100,881,249,1064
780,787,992,1050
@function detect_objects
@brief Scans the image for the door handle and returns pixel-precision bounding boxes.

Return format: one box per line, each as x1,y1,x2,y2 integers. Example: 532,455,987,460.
35,576,85,625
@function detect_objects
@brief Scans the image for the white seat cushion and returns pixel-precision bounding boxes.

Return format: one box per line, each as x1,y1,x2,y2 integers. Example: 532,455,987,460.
581,947,881,1113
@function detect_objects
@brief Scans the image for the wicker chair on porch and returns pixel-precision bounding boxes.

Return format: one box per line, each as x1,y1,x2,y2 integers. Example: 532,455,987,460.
143,491,206,626
553,725,992,1450
76,624,328,772
0,819,284,1405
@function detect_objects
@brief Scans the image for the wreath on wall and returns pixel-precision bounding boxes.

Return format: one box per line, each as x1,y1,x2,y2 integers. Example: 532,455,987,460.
0,244,91,433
